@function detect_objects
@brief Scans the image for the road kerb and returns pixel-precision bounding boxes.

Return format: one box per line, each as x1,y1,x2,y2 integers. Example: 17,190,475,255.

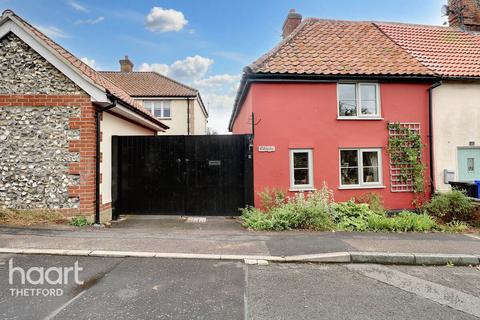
414,253,480,266
285,252,351,263
350,252,415,265
0,248,479,266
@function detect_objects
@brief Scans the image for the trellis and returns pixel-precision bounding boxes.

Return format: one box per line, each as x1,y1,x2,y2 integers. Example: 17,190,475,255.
388,123,421,192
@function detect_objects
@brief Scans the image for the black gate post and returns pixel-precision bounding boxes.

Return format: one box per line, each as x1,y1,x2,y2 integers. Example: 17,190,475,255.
111,135,120,220
244,134,254,207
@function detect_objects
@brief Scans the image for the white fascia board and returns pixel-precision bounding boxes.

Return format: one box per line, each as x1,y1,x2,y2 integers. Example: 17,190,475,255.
133,96,192,100
109,102,163,132
0,19,108,103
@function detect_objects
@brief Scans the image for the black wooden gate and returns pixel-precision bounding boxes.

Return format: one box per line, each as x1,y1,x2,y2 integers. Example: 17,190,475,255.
112,135,253,217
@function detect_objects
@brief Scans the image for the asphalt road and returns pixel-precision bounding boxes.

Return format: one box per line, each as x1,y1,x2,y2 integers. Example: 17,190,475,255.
0,254,479,320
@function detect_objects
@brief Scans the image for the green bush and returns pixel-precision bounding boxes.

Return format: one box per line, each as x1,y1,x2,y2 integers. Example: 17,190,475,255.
332,201,380,231
70,216,90,227
242,185,335,231
424,190,474,223
241,187,473,233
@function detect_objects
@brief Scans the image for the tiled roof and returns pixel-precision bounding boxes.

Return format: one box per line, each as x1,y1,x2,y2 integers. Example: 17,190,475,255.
1,10,167,129
250,18,434,76
376,22,480,77
99,72,198,97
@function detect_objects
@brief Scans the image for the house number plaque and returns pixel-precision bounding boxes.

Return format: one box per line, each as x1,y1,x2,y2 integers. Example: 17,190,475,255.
258,146,276,152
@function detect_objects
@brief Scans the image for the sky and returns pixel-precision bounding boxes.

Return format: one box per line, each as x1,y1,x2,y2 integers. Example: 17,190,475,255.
1,0,448,133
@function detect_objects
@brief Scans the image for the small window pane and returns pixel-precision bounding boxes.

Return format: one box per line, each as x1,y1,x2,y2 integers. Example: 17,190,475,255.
468,158,475,172
162,101,171,118
341,168,359,185
339,101,357,116
294,152,309,168
341,150,358,167
294,169,309,185
362,151,379,167
153,101,163,117
363,167,379,183
339,84,356,100
360,84,376,100
360,100,377,115
339,84,357,117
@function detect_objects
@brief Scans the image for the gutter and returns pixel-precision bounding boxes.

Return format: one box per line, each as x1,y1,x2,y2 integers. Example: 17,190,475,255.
428,81,442,195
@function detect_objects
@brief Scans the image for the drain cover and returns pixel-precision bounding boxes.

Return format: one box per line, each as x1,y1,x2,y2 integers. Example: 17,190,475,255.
186,217,207,223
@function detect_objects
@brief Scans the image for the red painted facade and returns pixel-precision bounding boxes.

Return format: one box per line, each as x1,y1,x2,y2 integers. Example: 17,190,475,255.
232,82,432,210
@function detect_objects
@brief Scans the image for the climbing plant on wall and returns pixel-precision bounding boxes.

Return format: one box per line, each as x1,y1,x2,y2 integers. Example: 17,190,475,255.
387,122,425,194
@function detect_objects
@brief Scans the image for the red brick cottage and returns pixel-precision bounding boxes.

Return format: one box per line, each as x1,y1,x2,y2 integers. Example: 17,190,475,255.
0,10,168,223
229,11,438,210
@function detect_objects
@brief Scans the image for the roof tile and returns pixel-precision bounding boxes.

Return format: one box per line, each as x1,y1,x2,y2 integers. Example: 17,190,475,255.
251,19,434,76
99,72,198,97
376,22,480,77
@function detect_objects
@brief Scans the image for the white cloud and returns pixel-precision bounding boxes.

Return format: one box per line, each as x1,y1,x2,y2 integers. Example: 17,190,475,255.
193,74,241,95
139,62,170,75
68,0,88,12
35,25,69,39
145,7,188,33
80,57,96,69
75,16,104,25
140,55,213,82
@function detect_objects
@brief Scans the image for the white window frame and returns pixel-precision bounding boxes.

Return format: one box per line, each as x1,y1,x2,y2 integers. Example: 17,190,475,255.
339,148,384,189
289,149,315,191
142,100,172,119
337,82,381,119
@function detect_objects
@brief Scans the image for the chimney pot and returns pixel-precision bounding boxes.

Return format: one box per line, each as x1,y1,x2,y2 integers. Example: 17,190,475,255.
448,0,480,31
282,9,302,39
119,55,134,72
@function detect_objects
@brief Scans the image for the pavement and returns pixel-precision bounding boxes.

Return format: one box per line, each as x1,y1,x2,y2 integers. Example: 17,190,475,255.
1,253,480,319
0,215,479,259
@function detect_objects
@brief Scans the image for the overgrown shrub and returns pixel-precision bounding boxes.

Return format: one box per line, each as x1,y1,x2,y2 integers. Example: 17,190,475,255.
424,190,474,223
242,185,335,231
241,187,474,233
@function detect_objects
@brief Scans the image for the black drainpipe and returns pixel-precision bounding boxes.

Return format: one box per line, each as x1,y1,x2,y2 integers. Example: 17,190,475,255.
187,97,191,135
94,97,117,225
428,81,442,195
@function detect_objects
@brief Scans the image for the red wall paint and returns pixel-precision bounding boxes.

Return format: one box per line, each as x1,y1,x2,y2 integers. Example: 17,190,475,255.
232,82,432,210
232,86,254,134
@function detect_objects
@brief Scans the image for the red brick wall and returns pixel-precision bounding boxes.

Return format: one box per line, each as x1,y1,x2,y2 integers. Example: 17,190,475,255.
0,94,97,217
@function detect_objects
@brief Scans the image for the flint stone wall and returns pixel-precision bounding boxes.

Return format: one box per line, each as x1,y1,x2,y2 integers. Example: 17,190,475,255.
0,106,80,209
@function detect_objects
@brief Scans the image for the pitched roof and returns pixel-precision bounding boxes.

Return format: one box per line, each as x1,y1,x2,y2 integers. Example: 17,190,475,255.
0,10,167,129
99,71,198,97
376,22,480,78
250,18,434,76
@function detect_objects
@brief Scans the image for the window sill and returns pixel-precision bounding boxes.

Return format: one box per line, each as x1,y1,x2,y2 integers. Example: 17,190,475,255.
338,185,386,190
157,117,172,120
289,187,316,192
337,117,383,121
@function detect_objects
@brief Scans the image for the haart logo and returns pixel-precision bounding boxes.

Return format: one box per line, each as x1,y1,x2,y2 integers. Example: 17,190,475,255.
8,258,84,297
